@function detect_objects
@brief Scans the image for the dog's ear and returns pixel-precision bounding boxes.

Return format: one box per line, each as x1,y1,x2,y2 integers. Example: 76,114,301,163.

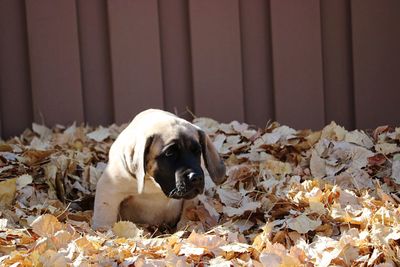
198,130,226,184
123,135,154,194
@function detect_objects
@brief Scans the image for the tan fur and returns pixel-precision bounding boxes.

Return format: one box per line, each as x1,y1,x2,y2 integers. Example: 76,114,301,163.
92,109,225,229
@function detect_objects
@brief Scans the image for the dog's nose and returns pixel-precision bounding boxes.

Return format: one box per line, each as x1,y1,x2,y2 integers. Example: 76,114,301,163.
187,172,203,184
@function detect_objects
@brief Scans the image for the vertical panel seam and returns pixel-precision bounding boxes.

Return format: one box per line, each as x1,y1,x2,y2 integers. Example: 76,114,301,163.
156,0,167,111
186,0,196,118
24,0,40,124
0,23,4,136
75,0,87,123
105,0,116,123
237,0,247,122
21,0,34,128
24,0,42,124
0,71,3,137
316,0,327,128
183,0,195,117
319,0,328,126
266,0,276,124
66,0,86,124
348,1,356,130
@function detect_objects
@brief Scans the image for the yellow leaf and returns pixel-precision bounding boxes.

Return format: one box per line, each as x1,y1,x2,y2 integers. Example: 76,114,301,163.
31,214,63,237
53,230,74,250
75,236,100,254
0,178,17,207
0,244,16,255
262,160,292,177
320,121,347,141
39,249,67,267
112,221,143,239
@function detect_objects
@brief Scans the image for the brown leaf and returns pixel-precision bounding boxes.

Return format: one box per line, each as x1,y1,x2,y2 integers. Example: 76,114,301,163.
0,178,17,208
31,214,63,237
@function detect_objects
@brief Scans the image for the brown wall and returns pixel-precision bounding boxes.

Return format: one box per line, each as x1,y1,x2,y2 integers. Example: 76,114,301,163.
0,0,399,139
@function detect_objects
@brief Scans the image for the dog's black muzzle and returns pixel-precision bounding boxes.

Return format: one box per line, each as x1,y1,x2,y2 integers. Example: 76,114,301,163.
168,170,204,199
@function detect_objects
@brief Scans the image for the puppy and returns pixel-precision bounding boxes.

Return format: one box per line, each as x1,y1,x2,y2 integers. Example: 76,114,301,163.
92,109,226,229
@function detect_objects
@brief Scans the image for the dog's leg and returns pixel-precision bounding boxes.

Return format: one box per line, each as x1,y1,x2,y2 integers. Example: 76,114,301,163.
92,176,129,230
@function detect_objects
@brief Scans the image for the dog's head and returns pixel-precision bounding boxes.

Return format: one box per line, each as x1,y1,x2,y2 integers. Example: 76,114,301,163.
119,110,226,199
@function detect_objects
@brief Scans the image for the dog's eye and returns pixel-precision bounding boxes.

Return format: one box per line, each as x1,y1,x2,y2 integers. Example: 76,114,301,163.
192,145,201,155
164,145,177,157
165,150,175,157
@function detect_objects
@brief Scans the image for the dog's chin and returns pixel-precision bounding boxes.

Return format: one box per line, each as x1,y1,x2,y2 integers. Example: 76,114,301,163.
168,187,203,200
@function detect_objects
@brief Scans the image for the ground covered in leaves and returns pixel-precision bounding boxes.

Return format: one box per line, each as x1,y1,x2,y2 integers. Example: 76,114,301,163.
1,117,400,266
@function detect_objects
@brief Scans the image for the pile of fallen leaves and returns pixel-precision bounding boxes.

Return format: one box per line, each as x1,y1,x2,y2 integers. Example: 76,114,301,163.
1,118,400,266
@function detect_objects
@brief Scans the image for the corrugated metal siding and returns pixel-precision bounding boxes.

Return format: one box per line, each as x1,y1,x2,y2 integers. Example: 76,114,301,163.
0,0,399,139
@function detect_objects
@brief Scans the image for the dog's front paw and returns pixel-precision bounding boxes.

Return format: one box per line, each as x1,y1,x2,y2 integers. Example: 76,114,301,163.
91,222,112,232
92,218,114,231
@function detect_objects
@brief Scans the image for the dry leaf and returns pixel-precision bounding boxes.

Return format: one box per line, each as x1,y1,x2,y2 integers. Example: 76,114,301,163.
113,221,143,239
16,174,33,190
32,123,52,140
216,187,242,206
0,219,7,230
391,154,400,184
345,130,374,148
220,243,251,253
0,178,17,207
320,121,347,141
375,143,400,155
286,214,322,234
31,214,63,237
87,127,111,142
223,196,261,217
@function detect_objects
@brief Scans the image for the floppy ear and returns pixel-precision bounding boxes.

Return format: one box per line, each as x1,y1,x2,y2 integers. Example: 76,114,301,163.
198,130,226,184
123,135,154,194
